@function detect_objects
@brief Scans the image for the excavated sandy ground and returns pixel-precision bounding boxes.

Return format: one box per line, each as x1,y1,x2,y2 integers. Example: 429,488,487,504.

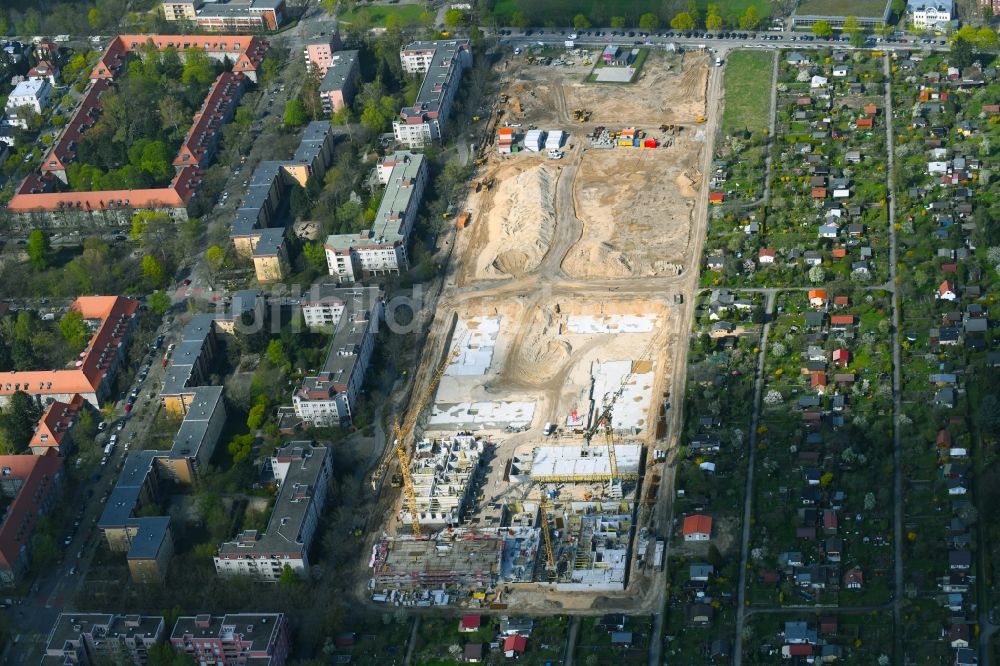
474,162,559,280
562,144,699,279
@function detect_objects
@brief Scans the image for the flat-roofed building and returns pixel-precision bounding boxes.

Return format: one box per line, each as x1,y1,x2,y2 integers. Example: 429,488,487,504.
214,442,332,581
393,40,471,148
252,227,289,283
41,613,164,666
170,613,289,666
324,151,426,282
165,0,288,32
293,287,382,426
318,50,359,113
304,30,343,75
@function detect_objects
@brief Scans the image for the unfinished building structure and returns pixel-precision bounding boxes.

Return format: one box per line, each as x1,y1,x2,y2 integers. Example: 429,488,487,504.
370,530,503,599
398,434,485,528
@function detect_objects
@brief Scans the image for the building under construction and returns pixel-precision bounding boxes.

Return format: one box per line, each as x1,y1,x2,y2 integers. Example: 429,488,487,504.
537,501,633,591
399,434,485,528
370,529,503,593
527,444,642,482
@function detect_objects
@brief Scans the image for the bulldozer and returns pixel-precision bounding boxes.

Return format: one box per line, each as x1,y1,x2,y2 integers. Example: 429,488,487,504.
695,116,707,124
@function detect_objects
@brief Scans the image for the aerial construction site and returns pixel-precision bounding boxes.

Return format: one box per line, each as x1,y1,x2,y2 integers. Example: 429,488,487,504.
367,46,720,615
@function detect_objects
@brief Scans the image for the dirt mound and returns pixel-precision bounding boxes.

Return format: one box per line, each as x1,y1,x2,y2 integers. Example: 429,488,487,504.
563,242,635,279
477,165,557,279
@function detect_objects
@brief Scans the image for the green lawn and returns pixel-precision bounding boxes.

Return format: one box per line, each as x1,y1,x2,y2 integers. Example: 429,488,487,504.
721,50,773,137
493,0,769,27
339,3,426,28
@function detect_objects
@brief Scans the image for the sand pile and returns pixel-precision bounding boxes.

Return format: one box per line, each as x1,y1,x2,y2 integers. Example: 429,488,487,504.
477,165,556,279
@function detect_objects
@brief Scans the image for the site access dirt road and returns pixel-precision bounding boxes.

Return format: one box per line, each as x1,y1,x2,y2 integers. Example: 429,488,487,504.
374,47,725,617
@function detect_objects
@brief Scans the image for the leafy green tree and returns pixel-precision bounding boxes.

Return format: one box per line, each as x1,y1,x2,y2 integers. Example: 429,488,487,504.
510,11,529,29
247,395,269,430
707,543,723,569
573,14,591,29
705,5,722,31
811,20,833,38
610,16,626,28
891,0,906,17
148,641,197,666
4,390,41,453
738,6,760,30
278,563,299,585
142,255,165,288
227,433,254,464
265,339,287,367
181,48,216,86
283,99,308,128
843,15,864,46
206,245,225,274
444,8,467,28
977,27,997,48
148,291,171,315
26,230,51,270
639,13,660,31
59,310,89,350
74,409,98,450
670,12,695,31
952,36,974,67
686,0,700,27
303,242,328,272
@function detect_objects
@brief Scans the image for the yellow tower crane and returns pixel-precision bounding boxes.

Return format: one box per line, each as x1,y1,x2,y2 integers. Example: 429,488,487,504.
371,340,462,536
583,334,661,483
538,495,556,574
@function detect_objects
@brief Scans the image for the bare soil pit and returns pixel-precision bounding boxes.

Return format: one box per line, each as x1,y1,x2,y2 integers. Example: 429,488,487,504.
562,146,700,279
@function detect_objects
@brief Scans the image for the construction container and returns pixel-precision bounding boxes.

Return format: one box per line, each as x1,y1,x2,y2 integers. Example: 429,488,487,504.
524,129,545,152
643,138,658,148
498,127,514,137
456,212,471,229
498,143,512,154
618,138,635,147
545,130,564,151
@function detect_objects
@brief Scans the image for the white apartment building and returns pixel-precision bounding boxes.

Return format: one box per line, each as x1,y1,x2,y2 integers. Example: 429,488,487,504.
214,442,332,581
907,0,953,28
324,151,426,283
292,286,382,426
4,79,51,128
393,40,472,148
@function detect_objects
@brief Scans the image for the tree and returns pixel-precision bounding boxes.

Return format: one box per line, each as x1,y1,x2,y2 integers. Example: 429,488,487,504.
843,15,864,47
59,310,89,350
977,394,1000,438
705,5,722,31
142,255,165,288
265,339,287,368
812,20,833,38
283,99,308,128
686,0,700,26
573,14,591,29
4,391,41,453
610,16,626,28
205,245,224,274
510,11,529,29
26,230,51,271
670,12,695,31
639,13,660,31
148,641,196,666
891,0,906,17
303,242,328,272
952,37,974,68
977,27,997,49
148,291,171,315
808,265,825,283
227,433,253,464
278,563,299,586
443,8,467,28
181,48,216,86
738,5,760,30
983,4,994,23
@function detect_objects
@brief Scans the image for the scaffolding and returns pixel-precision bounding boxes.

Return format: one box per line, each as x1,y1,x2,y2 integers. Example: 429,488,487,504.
371,529,504,590
399,434,485,527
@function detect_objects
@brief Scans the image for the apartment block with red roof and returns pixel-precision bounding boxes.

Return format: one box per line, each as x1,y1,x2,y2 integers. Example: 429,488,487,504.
29,394,86,457
0,296,138,408
0,454,64,585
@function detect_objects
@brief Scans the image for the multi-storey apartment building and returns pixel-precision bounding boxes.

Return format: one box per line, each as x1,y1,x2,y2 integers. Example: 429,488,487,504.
393,40,471,148
170,613,290,666
214,442,332,581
